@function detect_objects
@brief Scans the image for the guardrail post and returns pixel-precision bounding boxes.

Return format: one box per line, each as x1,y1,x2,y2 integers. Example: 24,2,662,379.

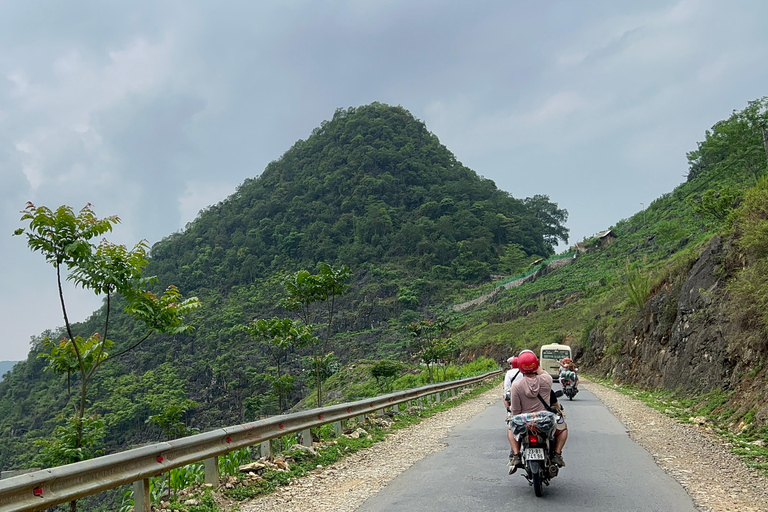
435,392,441,403
301,429,312,447
451,389,456,397
133,478,151,512
357,414,365,423
204,456,219,485
333,421,342,437
260,440,272,459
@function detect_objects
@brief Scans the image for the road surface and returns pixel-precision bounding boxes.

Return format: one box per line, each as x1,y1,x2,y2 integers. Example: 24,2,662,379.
355,386,697,512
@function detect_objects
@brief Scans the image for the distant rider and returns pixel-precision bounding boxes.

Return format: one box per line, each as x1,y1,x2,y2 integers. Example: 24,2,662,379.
559,357,579,388
508,351,568,472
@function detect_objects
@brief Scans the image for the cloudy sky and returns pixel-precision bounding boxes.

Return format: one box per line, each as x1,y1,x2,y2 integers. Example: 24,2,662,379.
2,0,766,362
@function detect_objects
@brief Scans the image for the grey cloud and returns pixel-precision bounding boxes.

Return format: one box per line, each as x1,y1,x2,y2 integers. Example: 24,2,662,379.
1,0,767,361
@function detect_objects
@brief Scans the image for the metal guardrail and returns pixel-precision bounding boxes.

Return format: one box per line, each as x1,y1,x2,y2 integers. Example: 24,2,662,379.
0,370,501,512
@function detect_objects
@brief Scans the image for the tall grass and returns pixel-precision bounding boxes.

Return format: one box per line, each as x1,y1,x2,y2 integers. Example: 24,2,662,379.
625,258,651,310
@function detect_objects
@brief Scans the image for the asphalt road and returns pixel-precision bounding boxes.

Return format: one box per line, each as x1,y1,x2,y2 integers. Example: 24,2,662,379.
355,385,698,512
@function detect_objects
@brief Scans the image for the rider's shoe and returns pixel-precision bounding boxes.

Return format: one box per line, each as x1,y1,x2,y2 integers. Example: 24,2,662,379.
551,452,565,467
508,453,522,474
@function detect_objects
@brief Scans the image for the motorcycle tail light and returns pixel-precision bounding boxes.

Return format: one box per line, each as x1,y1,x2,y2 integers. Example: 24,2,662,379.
529,434,537,444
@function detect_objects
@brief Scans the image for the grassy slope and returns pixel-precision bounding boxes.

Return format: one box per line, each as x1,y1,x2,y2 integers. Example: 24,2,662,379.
451,132,756,360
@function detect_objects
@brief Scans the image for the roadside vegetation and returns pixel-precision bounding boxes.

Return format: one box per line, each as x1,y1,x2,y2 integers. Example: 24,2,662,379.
114,362,498,512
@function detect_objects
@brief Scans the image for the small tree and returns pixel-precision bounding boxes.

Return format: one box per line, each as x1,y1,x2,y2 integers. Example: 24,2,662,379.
406,317,450,383
244,317,313,411
370,360,403,393
14,203,200,511
147,399,198,441
147,399,198,500
687,186,741,225
279,263,351,406
435,337,461,380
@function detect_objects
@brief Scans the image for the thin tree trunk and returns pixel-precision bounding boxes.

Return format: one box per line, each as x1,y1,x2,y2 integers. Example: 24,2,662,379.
57,265,75,343
761,124,768,170
316,354,322,407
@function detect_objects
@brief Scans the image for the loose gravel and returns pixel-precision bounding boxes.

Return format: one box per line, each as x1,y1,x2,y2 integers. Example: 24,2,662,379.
238,381,768,512
583,380,768,512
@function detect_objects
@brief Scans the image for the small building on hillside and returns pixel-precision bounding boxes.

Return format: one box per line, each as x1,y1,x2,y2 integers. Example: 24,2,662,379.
575,229,618,253
597,229,617,247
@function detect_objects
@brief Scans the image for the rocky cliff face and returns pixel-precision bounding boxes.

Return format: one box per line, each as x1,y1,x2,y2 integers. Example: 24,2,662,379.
582,235,768,425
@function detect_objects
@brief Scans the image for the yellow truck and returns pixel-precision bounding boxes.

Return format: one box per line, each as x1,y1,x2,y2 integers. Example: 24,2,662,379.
539,343,572,379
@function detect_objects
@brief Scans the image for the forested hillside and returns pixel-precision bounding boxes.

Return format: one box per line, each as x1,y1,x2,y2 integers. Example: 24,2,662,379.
150,102,567,290
0,362,17,381
0,103,568,470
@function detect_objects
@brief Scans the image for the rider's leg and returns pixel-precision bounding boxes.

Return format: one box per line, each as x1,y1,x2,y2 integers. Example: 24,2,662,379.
554,428,568,453
509,429,519,453
551,428,568,467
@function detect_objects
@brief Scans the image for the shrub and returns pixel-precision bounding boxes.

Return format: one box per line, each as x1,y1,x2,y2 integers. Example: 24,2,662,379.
624,258,650,310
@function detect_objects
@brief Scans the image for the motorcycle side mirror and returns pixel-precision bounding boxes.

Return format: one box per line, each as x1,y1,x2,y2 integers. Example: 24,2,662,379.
575,368,579,372
554,390,564,398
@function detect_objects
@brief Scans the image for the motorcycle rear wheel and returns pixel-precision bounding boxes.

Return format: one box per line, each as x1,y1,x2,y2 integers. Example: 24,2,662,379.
533,472,543,497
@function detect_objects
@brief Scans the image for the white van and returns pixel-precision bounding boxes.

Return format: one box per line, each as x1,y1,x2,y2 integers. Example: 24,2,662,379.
539,343,572,379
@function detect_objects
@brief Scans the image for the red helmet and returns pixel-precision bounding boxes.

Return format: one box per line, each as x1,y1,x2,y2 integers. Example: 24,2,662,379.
518,352,539,373
509,356,519,369
563,357,572,365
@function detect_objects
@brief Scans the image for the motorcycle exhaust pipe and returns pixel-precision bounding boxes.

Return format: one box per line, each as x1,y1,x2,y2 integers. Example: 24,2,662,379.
548,464,559,478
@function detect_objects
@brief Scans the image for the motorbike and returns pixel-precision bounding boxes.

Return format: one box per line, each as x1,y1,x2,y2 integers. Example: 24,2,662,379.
560,370,578,400
509,407,562,497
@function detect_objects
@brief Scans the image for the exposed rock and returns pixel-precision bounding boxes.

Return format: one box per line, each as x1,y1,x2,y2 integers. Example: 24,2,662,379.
345,427,369,439
581,235,768,426
288,444,319,457
239,462,267,473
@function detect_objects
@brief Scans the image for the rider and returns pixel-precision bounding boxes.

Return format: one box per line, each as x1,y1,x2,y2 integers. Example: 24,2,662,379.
559,357,579,388
508,351,568,471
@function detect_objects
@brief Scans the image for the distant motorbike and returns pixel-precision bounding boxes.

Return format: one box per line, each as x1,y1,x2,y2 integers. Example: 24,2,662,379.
560,370,579,400
509,408,561,497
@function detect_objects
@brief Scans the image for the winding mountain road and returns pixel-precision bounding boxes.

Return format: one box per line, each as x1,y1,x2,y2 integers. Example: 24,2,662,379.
355,386,697,512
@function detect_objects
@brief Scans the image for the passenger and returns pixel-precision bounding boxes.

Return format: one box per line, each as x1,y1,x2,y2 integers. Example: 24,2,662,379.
502,356,523,416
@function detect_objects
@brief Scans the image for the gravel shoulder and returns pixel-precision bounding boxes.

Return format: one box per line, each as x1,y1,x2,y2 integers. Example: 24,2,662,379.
238,380,768,512
582,380,768,512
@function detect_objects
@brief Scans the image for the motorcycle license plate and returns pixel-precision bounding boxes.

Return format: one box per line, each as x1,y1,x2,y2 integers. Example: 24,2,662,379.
524,448,545,461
